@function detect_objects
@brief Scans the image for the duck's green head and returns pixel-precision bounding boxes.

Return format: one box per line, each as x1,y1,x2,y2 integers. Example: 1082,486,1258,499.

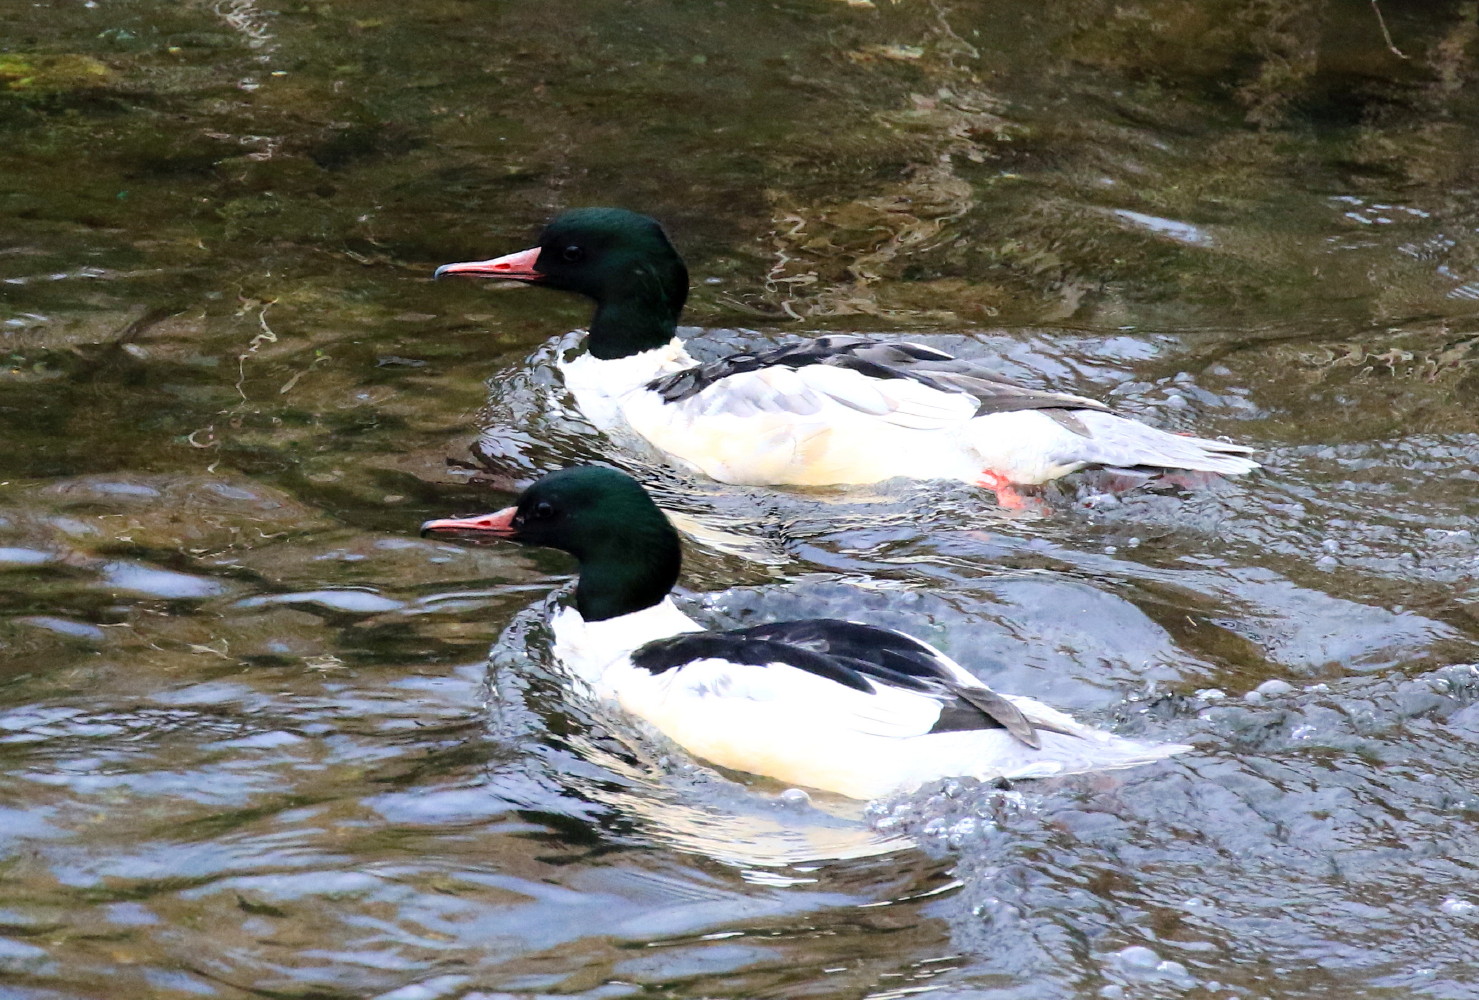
436,208,689,360
421,466,682,622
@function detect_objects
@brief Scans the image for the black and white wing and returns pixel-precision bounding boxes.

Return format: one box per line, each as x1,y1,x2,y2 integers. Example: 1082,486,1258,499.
630,618,1052,747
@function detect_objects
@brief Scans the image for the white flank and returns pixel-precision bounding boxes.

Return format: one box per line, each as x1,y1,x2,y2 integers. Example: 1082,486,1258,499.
556,335,1254,487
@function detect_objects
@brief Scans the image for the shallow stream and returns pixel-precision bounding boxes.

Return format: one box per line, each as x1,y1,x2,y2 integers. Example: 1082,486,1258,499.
2,2,1478,997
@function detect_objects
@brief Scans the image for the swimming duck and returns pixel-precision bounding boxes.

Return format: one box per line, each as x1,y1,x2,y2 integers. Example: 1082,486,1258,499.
436,209,1257,508
421,466,1190,800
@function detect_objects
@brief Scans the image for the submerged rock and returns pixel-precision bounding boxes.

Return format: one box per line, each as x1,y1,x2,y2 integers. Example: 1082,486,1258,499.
0,54,112,93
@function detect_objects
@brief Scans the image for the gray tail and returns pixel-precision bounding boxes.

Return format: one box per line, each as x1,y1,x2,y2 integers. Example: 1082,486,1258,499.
1076,410,1258,476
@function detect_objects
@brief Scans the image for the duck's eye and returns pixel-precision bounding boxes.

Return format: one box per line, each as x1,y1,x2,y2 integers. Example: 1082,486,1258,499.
532,500,555,519
561,245,585,263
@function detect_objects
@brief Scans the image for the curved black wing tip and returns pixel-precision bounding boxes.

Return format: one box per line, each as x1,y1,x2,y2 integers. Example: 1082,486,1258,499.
954,685,1048,749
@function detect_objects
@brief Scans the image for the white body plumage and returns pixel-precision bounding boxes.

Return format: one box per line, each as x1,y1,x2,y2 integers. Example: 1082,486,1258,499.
549,598,1189,801
559,338,1256,488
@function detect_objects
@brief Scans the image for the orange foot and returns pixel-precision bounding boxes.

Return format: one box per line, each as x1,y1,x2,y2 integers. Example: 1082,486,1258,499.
972,470,1045,513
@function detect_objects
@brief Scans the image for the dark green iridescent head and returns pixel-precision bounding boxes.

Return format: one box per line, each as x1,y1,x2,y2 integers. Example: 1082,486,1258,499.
438,208,689,361
422,466,682,622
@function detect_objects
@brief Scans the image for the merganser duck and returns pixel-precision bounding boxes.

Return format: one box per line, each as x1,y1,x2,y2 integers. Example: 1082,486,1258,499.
421,466,1190,800
436,208,1257,508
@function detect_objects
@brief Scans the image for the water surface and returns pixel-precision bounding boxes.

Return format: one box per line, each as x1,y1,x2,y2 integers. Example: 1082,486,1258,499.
3,1,1478,997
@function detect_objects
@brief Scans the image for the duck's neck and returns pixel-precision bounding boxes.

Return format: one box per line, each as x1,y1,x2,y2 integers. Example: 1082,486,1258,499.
587,298,681,360
573,523,683,622
585,257,688,360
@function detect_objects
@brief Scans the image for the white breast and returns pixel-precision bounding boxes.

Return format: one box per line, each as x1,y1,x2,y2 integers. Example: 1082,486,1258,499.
558,339,696,433
549,598,703,694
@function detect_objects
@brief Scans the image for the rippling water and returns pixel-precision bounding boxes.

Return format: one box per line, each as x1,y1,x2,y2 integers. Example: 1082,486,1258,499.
3,1,1479,997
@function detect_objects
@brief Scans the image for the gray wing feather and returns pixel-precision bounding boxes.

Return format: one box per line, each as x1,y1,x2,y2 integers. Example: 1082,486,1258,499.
1069,409,1258,474
648,337,1113,420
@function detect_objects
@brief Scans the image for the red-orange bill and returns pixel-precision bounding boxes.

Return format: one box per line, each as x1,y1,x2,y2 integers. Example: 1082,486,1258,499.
420,506,518,539
433,246,543,281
